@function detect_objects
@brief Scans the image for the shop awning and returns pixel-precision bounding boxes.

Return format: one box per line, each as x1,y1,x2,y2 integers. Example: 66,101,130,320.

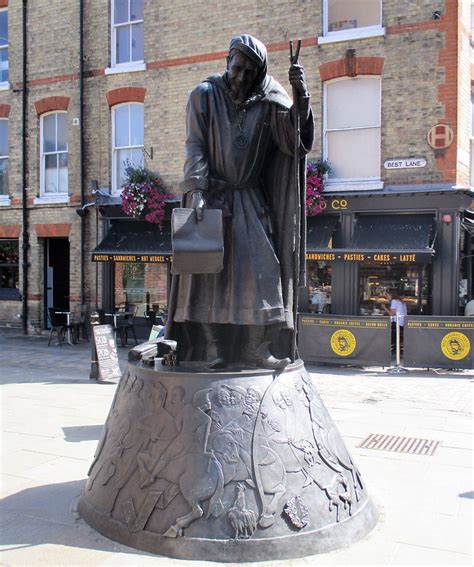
92,221,172,263
344,214,437,263
306,215,339,251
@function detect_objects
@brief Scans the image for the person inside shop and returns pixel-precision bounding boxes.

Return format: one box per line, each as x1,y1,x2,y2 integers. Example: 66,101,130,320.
380,288,407,352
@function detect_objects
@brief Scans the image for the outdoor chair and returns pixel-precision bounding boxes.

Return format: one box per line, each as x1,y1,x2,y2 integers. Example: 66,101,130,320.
144,309,157,330
72,304,89,342
116,305,138,347
97,309,107,325
47,307,69,346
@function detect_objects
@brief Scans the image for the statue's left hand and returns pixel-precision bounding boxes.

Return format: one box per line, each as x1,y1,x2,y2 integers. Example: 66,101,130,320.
191,190,205,221
289,63,309,97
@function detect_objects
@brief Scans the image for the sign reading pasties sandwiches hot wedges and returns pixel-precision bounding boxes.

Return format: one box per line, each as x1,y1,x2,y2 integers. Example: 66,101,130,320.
298,315,391,366
404,318,473,369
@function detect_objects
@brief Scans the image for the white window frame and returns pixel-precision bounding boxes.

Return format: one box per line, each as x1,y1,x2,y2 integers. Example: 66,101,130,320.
318,0,385,45
0,118,9,205
111,102,144,194
109,0,145,73
35,111,69,204
323,76,383,192
0,8,9,90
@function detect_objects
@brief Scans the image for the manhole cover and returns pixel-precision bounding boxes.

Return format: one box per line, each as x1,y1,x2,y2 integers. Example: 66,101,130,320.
358,433,440,455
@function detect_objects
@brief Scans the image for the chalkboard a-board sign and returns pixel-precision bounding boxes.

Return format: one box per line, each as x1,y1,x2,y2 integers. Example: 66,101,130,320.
93,324,122,380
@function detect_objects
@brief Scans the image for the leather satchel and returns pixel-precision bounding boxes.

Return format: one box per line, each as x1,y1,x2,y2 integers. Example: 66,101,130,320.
171,208,224,275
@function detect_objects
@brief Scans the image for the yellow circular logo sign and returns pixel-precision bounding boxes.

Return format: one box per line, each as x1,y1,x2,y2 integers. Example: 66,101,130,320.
330,330,356,357
440,332,470,361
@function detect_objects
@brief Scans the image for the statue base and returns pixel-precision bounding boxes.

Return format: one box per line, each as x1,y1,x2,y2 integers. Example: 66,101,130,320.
78,360,377,562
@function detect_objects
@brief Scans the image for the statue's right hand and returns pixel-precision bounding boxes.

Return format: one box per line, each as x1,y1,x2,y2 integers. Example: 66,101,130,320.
191,190,205,221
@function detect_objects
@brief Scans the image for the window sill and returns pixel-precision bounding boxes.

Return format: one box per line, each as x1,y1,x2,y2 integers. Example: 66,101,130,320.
324,179,384,193
0,290,21,301
0,195,11,206
0,81,10,91
33,195,70,205
105,62,146,75
318,26,385,45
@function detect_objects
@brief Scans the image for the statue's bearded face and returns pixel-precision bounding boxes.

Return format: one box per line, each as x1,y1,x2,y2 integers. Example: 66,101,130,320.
226,51,259,103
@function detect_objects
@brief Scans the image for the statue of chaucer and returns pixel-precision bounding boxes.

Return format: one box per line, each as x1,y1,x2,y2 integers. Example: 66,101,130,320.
167,34,314,370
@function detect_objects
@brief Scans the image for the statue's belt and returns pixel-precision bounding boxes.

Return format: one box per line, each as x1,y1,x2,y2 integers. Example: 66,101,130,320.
208,178,260,193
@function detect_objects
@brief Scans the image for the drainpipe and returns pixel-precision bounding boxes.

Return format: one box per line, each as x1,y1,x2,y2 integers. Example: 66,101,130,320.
21,0,28,334
79,0,85,305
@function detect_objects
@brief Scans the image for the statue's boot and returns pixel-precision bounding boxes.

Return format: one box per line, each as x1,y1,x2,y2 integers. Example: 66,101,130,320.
248,327,290,370
203,324,227,369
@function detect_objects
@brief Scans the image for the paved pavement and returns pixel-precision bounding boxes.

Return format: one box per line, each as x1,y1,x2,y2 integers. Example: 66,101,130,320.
0,327,472,566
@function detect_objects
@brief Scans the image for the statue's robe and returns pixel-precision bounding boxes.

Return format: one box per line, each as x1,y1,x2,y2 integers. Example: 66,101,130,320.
167,73,314,360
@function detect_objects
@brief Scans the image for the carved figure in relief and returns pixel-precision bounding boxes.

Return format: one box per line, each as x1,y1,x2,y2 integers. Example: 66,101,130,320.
136,384,178,488
264,386,318,483
92,378,149,514
297,373,363,500
321,473,352,522
228,483,257,540
167,384,185,417
143,389,214,488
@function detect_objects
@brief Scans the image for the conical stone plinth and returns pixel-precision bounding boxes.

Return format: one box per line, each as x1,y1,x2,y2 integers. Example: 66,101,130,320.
78,360,377,562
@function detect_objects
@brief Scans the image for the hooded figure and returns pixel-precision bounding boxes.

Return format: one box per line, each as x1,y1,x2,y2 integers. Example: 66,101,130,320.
167,34,314,368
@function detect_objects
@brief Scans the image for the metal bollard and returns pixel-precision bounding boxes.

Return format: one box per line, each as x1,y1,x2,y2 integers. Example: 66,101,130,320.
89,311,100,380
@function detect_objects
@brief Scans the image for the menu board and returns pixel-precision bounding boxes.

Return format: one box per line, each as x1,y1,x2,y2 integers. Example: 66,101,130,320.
92,324,122,380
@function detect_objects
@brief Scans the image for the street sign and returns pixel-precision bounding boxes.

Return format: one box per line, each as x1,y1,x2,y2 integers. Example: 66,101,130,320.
384,158,427,169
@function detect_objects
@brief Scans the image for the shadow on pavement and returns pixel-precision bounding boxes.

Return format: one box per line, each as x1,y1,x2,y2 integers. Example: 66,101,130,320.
0,480,148,556
62,425,104,443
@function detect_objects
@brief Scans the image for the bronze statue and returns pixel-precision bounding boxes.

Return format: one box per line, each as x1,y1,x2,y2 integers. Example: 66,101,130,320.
167,34,314,369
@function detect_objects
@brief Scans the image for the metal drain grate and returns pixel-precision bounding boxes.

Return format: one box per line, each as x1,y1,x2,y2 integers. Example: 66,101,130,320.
358,433,440,455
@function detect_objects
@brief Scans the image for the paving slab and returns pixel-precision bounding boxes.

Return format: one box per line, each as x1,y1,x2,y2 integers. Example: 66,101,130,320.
0,328,472,565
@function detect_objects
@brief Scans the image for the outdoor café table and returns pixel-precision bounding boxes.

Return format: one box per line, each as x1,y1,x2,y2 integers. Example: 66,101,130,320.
55,311,74,345
105,311,134,346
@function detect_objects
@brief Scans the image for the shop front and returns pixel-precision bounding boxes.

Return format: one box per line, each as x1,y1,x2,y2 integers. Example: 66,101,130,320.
92,218,172,338
304,190,472,317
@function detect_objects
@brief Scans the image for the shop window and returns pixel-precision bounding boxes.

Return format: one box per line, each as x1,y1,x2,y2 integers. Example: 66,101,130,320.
0,119,7,195
112,102,144,192
319,0,384,44
0,9,8,86
324,77,382,191
0,239,20,300
114,261,169,317
470,94,474,187
112,0,144,68
40,112,68,197
359,264,431,316
307,261,332,314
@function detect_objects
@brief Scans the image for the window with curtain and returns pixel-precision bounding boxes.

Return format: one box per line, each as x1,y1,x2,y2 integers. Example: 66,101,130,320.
0,9,8,84
0,119,7,195
327,0,380,31
41,112,68,195
112,103,144,192
324,77,381,189
112,0,144,66
320,0,384,43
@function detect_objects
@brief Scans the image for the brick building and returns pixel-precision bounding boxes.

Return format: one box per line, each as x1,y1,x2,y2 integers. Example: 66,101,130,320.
0,0,472,334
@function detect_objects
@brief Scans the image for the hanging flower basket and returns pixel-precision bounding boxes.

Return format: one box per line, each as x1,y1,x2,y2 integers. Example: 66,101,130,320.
121,163,173,226
306,159,331,216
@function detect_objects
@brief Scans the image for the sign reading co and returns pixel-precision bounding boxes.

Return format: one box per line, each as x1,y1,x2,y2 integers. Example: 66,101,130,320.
427,124,454,149
320,198,349,211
